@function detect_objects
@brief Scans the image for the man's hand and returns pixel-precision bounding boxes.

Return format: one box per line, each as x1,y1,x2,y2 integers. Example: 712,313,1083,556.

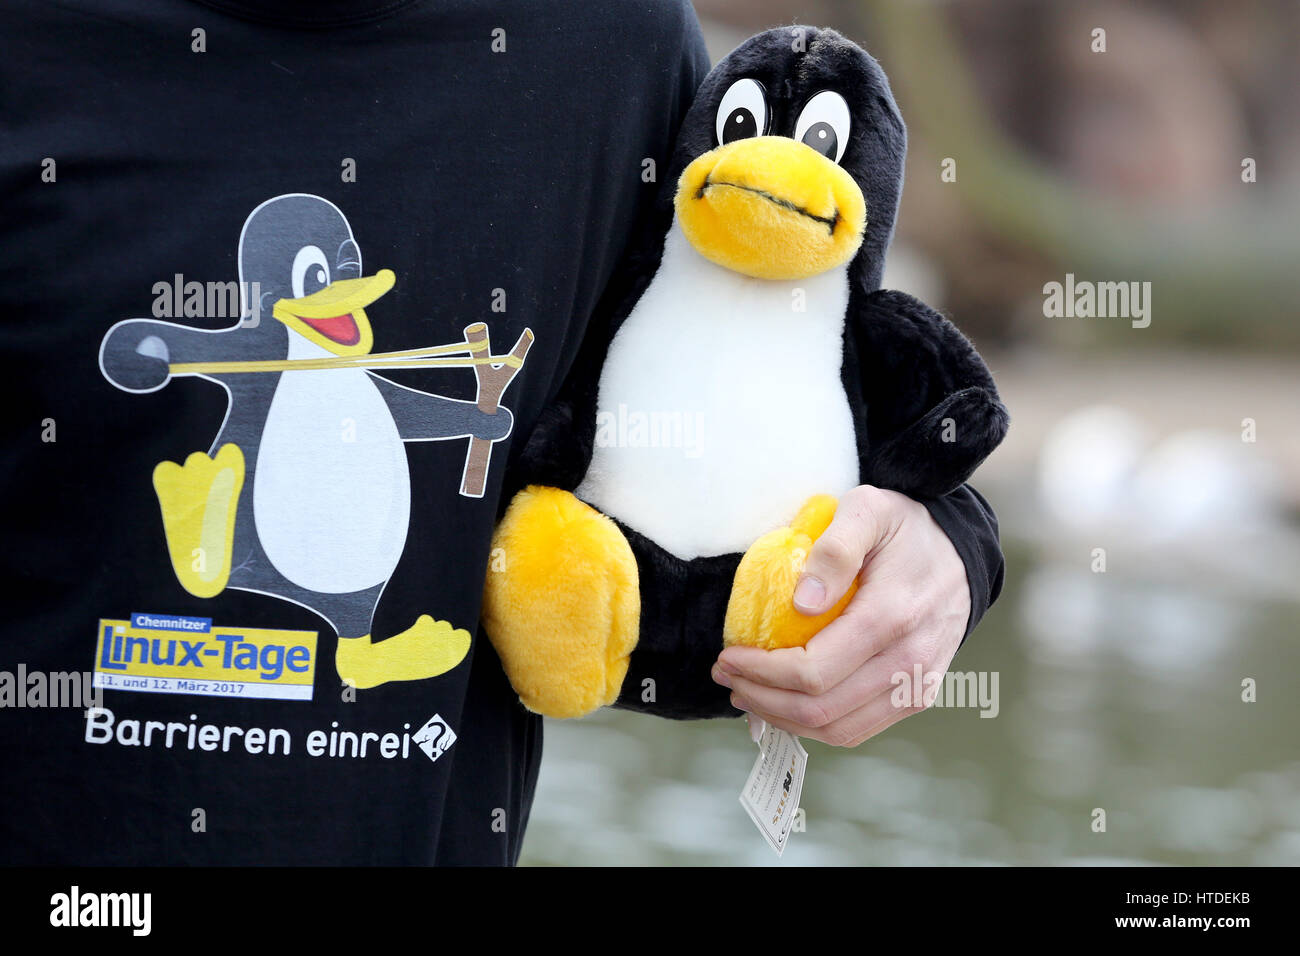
711,486,971,747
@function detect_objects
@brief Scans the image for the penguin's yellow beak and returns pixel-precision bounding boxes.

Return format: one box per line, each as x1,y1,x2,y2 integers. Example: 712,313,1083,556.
272,268,395,356
675,137,866,280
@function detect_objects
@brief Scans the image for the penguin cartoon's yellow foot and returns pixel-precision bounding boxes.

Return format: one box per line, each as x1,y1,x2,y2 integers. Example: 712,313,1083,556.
724,494,858,650
335,616,471,690
481,485,640,719
152,444,245,599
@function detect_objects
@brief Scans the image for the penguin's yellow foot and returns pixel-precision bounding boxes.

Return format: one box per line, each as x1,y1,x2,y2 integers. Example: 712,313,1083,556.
335,616,471,690
481,485,639,719
724,494,858,650
152,443,245,599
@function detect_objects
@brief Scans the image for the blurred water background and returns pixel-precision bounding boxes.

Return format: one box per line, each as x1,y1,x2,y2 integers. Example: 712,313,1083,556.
521,0,1300,865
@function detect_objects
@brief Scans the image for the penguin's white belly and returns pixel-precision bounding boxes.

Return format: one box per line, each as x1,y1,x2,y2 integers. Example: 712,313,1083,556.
254,365,410,594
576,225,860,560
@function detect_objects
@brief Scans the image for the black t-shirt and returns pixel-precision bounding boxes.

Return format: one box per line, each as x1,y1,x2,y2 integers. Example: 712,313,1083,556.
0,0,710,865
0,0,1004,865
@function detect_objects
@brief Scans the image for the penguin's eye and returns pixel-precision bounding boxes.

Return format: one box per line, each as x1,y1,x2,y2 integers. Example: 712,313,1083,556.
291,245,331,299
715,78,767,145
336,239,362,279
794,91,851,164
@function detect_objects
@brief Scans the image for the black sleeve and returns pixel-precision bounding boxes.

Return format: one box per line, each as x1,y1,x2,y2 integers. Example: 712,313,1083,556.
921,483,1005,651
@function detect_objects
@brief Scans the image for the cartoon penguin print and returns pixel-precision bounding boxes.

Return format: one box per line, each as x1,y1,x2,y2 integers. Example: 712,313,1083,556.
99,194,531,689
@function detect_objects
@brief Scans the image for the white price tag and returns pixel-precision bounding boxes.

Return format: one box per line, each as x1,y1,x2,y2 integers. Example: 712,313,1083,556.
739,720,807,856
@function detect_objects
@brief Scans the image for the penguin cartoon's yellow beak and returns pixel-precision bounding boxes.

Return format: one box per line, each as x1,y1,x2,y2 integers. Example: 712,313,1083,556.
272,268,395,356
675,137,866,281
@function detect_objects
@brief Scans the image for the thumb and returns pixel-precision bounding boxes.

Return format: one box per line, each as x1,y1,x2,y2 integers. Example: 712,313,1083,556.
793,486,894,615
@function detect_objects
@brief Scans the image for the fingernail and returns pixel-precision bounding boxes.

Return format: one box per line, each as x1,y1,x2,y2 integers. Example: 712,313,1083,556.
730,695,750,713
793,574,826,612
711,665,732,689
716,659,739,676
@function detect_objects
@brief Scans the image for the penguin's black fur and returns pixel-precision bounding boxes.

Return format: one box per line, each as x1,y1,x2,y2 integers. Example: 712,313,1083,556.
505,27,1008,718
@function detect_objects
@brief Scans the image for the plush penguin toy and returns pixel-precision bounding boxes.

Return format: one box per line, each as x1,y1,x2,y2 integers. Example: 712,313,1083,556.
483,27,1009,718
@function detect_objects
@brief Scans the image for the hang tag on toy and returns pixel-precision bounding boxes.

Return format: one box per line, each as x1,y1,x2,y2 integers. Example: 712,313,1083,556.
739,719,807,856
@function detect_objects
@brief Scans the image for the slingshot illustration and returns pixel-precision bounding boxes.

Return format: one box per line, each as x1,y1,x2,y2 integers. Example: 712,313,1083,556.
167,320,534,497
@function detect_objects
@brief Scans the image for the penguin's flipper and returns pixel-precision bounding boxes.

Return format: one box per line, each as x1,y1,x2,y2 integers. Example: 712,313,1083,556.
335,616,471,690
723,494,857,651
846,288,1009,499
481,485,640,718
151,444,245,599
865,386,1009,499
